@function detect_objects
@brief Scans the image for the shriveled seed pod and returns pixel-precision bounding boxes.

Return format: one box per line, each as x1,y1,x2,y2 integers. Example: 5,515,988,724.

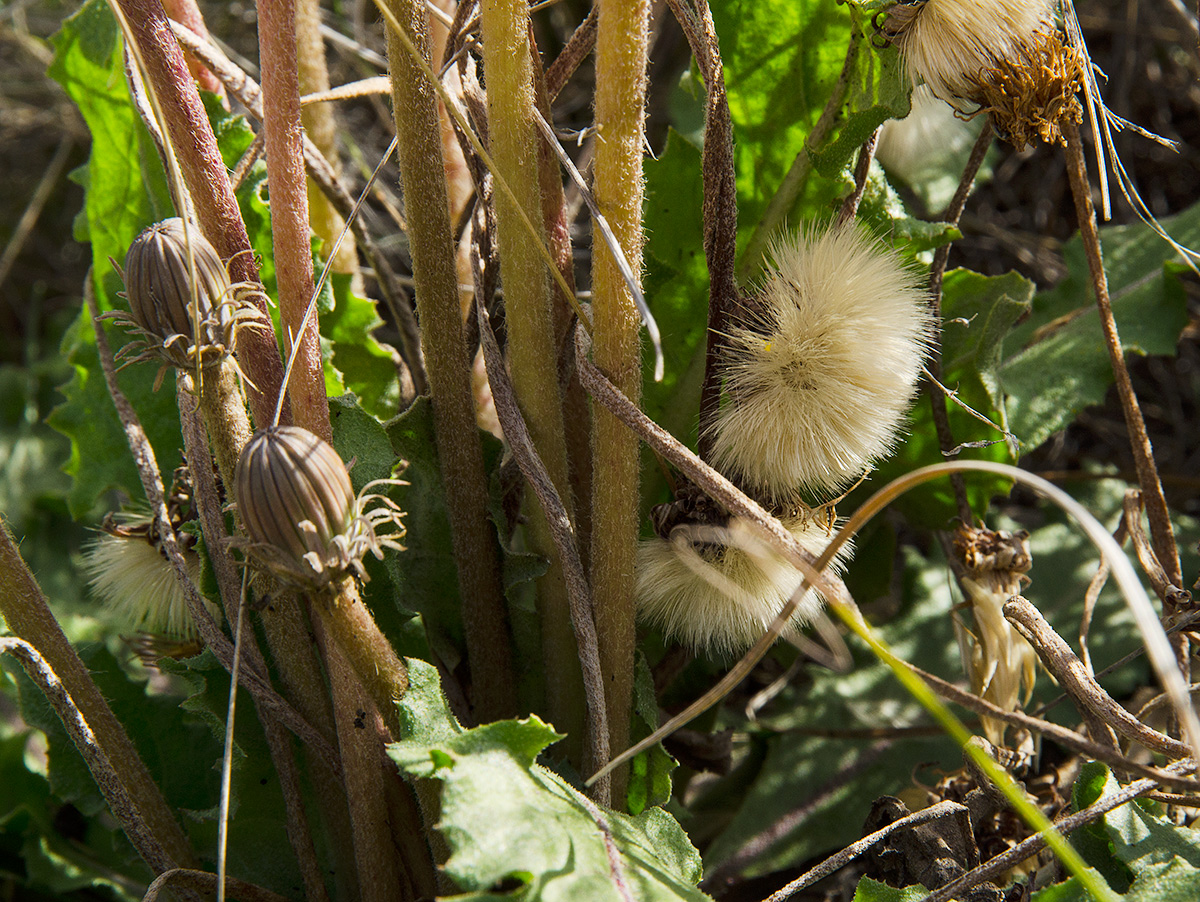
235,425,405,590
113,218,262,375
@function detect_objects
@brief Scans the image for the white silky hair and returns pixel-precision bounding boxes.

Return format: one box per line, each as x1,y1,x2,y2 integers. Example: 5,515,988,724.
875,85,975,186
636,514,850,654
709,222,932,503
896,0,1056,110
81,528,215,638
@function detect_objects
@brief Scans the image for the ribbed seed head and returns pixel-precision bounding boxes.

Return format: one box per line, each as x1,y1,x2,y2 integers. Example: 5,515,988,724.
120,218,236,370
235,426,357,588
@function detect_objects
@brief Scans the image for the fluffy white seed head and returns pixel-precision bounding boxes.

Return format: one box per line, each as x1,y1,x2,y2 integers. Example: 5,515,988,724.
636,513,849,655
82,521,215,639
709,222,931,504
886,0,1055,110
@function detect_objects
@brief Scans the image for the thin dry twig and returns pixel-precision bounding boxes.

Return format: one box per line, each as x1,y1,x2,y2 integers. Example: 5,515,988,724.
1062,119,1182,594
0,638,175,874
1004,596,1191,759
764,800,968,902
834,128,880,228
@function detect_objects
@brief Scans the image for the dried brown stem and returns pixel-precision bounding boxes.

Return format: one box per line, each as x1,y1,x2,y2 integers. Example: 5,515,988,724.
0,637,178,874
1003,596,1191,759
143,867,295,902
834,127,880,228
1062,120,1181,592
667,0,739,462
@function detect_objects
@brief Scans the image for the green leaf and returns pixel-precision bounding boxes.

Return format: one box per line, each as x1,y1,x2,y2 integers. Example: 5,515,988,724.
626,652,676,816
47,0,184,518
323,274,399,422
851,877,928,902
999,203,1200,450
389,660,709,900
1069,763,1135,893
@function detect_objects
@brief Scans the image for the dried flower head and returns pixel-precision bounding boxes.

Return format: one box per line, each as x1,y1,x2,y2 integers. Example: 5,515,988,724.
952,524,1038,751
637,503,848,655
81,467,218,640
708,222,931,505
234,426,405,590
110,218,265,378
880,0,1083,148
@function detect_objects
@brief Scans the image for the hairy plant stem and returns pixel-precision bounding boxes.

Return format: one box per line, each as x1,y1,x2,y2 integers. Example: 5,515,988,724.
382,0,514,722
312,615,409,902
1062,121,1185,657
476,0,583,749
179,380,335,902
195,360,252,487
295,0,356,275
314,579,409,735
113,0,286,428
158,0,223,96
924,122,994,522
0,524,197,871
590,0,651,806
167,21,429,395
257,0,327,440
667,0,739,462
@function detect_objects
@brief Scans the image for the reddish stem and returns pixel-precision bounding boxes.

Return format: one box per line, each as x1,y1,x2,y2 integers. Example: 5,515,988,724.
257,0,328,440
114,0,287,428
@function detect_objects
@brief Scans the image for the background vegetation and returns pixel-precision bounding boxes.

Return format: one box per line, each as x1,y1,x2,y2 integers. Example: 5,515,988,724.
1,0,1199,900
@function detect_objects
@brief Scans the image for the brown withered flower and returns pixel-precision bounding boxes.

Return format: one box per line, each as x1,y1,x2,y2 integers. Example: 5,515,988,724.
110,218,266,384
233,425,406,591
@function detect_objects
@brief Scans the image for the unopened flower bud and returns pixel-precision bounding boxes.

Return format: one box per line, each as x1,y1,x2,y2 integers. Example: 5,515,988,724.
235,426,405,589
112,219,264,377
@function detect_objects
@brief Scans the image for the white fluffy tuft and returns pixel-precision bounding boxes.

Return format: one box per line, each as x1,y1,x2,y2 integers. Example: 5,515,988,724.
82,532,213,639
876,86,975,186
894,0,1055,108
709,222,931,501
635,515,849,655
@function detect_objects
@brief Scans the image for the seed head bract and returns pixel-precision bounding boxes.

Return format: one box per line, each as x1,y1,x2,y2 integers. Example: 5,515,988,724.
708,222,931,504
